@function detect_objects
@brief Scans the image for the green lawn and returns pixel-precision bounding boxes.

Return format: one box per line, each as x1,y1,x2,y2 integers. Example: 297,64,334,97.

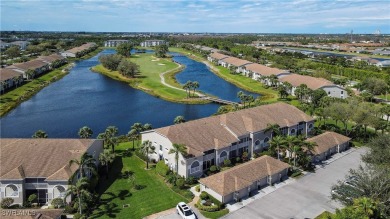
90,142,190,219
200,209,229,219
92,53,207,104
315,211,333,219
0,65,69,116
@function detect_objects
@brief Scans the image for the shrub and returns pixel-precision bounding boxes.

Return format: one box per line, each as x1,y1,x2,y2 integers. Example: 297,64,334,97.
196,199,219,212
176,178,185,189
242,152,249,161
185,176,198,185
209,165,218,173
28,194,38,203
1,198,14,209
200,191,209,200
64,203,77,214
51,198,64,208
156,161,170,176
195,185,200,192
235,157,241,163
223,159,232,167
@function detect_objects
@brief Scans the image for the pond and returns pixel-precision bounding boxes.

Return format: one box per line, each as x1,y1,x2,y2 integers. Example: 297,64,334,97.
0,49,259,138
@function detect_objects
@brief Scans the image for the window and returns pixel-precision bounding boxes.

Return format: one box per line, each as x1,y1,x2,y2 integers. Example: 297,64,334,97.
53,186,66,198
5,184,18,197
290,129,296,135
254,140,260,150
341,91,344,94
308,124,313,129
328,91,331,95
220,151,227,163
159,145,162,150
190,161,200,174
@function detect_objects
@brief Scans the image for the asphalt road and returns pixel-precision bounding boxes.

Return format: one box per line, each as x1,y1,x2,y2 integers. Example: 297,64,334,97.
224,147,367,219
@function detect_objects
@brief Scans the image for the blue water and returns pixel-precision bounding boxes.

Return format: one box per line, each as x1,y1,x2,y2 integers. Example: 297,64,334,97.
173,54,259,102
0,49,258,138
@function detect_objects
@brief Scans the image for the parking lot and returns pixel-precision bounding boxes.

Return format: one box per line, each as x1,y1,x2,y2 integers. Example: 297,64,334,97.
224,147,367,219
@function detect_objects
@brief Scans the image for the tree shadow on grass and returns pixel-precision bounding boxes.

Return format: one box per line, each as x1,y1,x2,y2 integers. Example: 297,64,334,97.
95,156,123,195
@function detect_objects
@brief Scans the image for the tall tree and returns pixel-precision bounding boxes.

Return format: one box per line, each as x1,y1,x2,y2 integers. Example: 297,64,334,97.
99,149,116,178
264,123,281,138
268,135,285,160
66,177,91,215
127,129,138,150
155,45,169,58
78,126,93,139
32,130,48,138
139,140,155,169
69,153,97,180
116,43,133,57
168,143,188,174
192,81,199,96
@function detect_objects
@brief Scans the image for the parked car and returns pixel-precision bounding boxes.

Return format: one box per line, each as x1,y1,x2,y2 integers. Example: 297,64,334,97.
176,202,197,219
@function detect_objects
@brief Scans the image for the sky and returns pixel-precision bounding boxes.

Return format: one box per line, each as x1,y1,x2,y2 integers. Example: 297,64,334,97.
1,0,389,34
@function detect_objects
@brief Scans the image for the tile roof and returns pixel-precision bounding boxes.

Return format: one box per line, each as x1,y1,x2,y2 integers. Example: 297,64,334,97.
221,57,252,67
209,52,229,60
278,74,335,90
9,60,48,71
0,68,23,82
199,155,289,196
38,54,65,63
0,139,98,181
245,63,289,77
306,131,351,155
153,103,314,157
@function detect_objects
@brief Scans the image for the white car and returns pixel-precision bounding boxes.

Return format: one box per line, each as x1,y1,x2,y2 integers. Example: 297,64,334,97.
176,202,197,219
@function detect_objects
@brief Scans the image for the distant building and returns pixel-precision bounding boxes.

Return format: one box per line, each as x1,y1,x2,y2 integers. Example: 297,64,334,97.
0,40,11,49
104,40,130,47
9,41,30,50
0,138,103,206
279,74,348,99
61,42,97,58
376,60,390,68
140,40,168,47
0,68,24,92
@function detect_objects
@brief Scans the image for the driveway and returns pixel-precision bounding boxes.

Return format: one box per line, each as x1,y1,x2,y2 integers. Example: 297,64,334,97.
224,147,367,219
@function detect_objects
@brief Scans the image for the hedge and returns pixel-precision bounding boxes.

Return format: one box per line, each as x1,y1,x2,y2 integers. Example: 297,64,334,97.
196,199,220,212
156,161,169,176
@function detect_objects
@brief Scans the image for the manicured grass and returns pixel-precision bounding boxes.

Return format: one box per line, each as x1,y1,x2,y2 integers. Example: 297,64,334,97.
90,142,191,219
170,47,279,101
0,65,69,116
199,209,230,219
91,53,207,104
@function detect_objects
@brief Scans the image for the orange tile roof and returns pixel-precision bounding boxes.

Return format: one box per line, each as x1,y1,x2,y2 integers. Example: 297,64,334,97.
209,52,229,60
154,103,314,157
279,74,334,90
306,131,351,155
221,57,252,67
10,60,48,71
199,155,289,196
0,139,99,181
245,63,289,77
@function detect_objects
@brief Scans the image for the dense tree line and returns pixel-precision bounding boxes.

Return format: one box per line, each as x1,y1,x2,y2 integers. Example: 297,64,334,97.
98,54,140,78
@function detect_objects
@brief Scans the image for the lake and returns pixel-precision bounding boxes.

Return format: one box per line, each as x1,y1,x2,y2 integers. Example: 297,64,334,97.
0,49,258,138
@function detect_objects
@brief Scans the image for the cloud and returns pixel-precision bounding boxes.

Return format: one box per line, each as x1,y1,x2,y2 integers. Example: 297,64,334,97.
1,0,389,33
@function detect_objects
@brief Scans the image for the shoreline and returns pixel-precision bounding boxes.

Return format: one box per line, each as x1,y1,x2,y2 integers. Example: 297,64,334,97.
0,48,102,117
90,58,210,105
169,47,278,101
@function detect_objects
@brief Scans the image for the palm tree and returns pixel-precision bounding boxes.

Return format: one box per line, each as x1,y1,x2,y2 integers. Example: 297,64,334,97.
284,135,300,164
127,129,138,150
183,81,193,98
268,136,285,160
143,123,153,131
139,140,155,169
104,126,118,153
174,115,186,124
168,143,188,174
66,177,91,215
99,149,115,178
32,130,48,138
78,126,93,139
25,69,35,80
264,123,281,138
69,153,97,180
192,81,199,96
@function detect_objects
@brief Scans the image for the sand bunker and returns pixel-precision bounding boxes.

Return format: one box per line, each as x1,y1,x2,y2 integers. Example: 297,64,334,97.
158,63,166,66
